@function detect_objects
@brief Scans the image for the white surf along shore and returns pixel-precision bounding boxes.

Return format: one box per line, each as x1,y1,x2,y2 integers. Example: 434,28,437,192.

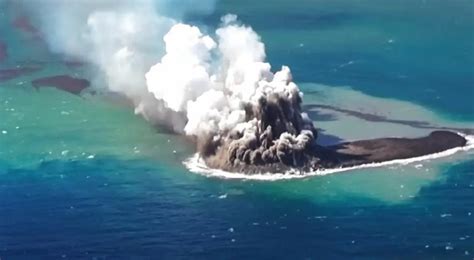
183,133,474,181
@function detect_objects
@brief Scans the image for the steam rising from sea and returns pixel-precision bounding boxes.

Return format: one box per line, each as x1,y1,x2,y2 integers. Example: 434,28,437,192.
184,134,474,180
17,0,218,132
16,0,473,177
19,0,319,171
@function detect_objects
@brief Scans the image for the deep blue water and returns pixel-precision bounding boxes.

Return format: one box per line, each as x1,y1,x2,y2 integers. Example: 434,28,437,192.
1,0,474,259
1,158,474,258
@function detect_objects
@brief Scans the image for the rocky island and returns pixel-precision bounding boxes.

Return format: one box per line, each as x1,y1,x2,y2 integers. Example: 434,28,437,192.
195,84,469,174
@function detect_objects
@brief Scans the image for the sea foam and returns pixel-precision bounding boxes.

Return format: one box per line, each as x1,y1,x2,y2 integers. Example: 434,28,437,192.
183,133,474,181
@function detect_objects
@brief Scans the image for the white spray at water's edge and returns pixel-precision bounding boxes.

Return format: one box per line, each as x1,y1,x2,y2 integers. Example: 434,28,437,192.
145,14,318,170
183,133,474,181
19,1,469,175
18,0,319,169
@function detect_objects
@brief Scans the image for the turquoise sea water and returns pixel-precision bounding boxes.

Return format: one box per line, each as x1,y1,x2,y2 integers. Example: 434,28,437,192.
1,0,474,258
214,0,474,121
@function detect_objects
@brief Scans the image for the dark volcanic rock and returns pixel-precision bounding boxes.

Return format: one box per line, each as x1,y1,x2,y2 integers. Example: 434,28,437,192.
317,130,467,168
32,75,90,95
206,130,468,174
201,87,318,171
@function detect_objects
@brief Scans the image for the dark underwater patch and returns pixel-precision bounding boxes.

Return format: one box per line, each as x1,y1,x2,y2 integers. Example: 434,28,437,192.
0,66,41,82
31,75,90,95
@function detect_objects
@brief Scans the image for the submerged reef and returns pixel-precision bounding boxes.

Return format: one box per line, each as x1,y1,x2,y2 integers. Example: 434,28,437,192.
32,75,90,95
8,8,464,174
139,17,469,174
202,126,467,174
0,40,6,62
196,87,468,174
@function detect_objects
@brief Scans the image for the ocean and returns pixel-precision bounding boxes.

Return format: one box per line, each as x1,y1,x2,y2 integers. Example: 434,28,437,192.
1,0,474,258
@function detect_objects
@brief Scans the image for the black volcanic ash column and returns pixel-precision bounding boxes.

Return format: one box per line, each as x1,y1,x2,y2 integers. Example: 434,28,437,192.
146,15,319,171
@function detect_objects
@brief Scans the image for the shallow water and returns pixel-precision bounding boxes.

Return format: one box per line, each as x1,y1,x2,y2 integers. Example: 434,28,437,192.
1,0,474,258
213,0,474,121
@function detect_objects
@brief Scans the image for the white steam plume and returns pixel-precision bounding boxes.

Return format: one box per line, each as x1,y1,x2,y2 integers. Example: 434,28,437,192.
147,15,307,137
16,0,217,131
11,2,471,173
18,1,317,169
146,15,316,169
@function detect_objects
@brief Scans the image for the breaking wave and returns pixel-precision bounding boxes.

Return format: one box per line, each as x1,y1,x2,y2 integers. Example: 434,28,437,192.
184,133,474,181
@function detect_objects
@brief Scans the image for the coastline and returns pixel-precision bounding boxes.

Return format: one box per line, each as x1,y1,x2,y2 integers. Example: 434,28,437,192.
185,132,474,180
